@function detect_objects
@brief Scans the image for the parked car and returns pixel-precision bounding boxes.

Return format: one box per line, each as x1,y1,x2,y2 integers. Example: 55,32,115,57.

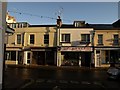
107,66,120,80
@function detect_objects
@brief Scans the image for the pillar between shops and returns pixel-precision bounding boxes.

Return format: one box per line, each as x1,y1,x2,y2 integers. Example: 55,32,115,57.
23,51,27,65
57,51,61,67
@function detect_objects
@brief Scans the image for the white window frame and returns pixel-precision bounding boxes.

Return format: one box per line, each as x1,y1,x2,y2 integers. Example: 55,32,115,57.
61,34,70,43
15,33,22,45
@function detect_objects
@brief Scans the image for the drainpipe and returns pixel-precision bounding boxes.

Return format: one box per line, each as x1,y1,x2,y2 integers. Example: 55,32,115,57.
56,16,62,67
91,30,95,68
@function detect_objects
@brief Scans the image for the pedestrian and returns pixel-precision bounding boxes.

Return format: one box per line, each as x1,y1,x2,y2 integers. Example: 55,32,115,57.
79,56,81,67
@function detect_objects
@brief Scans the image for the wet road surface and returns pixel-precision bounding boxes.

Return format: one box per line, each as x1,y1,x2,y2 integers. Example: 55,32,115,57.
3,66,120,89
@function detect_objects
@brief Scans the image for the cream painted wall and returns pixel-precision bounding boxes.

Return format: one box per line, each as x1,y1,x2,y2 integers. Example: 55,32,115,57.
7,26,57,47
60,28,94,46
94,30,120,46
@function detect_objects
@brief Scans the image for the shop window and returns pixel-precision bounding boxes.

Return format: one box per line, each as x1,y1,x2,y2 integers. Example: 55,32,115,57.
61,34,70,43
5,51,16,61
64,52,79,60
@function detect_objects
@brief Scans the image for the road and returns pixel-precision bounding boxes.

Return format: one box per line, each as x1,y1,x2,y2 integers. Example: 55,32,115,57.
3,66,120,89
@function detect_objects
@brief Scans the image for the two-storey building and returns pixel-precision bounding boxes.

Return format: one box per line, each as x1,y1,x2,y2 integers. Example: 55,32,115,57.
5,22,57,65
90,23,120,67
57,21,94,67
6,19,120,68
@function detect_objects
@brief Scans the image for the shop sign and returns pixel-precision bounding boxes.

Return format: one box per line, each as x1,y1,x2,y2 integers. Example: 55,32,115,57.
61,47,92,51
96,48,120,50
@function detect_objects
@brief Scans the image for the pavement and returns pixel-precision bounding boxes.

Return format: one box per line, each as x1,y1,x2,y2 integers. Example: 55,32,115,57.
3,64,109,89
6,64,109,71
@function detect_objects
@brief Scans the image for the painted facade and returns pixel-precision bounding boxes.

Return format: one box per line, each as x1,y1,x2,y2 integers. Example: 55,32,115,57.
93,25,120,67
5,19,120,67
57,24,94,67
5,23,57,65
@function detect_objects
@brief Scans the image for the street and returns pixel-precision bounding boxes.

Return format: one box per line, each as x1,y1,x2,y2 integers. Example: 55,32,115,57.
3,66,120,89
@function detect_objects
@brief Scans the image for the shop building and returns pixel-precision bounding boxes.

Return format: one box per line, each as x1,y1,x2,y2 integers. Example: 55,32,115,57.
5,22,57,65
56,21,94,67
90,23,120,67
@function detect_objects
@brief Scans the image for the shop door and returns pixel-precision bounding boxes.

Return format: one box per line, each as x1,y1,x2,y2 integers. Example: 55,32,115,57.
85,53,91,67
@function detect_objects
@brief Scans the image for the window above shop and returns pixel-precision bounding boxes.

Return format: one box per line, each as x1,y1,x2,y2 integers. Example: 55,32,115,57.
113,34,119,45
16,34,22,44
80,34,90,44
44,34,49,44
61,34,70,43
30,34,35,44
98,34,103,45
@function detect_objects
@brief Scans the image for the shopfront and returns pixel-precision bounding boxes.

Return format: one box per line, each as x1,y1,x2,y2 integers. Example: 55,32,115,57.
60,46,92,67
95,47,120,67
31,47,57,66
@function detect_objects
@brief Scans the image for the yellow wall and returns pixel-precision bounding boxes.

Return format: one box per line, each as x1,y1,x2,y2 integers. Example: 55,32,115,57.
94,30,120,46
6,26,57,47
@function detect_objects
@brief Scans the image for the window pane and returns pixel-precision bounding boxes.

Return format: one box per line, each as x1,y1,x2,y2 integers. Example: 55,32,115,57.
11,51,16,60
30,34,34,44
44,34,49,44
62,34,65,41
81,34,90,42
114,34,119,44
61,34,70,42
27,53,30,59
65,34,70,42
17,34,21,44
98,34,103,44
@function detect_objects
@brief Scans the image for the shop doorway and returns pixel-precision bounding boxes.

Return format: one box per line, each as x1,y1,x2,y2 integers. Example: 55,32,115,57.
81,52,91,67
33,51,55,65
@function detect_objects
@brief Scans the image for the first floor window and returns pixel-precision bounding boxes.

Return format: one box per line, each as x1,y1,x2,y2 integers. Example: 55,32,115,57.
113,34,119,45
81,34,90,42
44,34,49,44
17,34,22,44
30,34,35,44
61,34,70,42
98,34,103,45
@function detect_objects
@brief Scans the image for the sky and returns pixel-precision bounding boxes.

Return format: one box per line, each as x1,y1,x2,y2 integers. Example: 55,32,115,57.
7,2,118,25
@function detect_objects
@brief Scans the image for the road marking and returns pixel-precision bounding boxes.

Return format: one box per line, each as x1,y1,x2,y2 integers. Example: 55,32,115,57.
70,80,79,84
81,81,91,85
93,81,105,88
59,80,68,84
36,79,45,83
52,86,61,90
46,80,56,83
20,78,34,89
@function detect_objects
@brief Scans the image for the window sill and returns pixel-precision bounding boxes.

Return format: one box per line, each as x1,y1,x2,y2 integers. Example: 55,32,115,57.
97,44,104,46
61,42,71,43
112,44,119,46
